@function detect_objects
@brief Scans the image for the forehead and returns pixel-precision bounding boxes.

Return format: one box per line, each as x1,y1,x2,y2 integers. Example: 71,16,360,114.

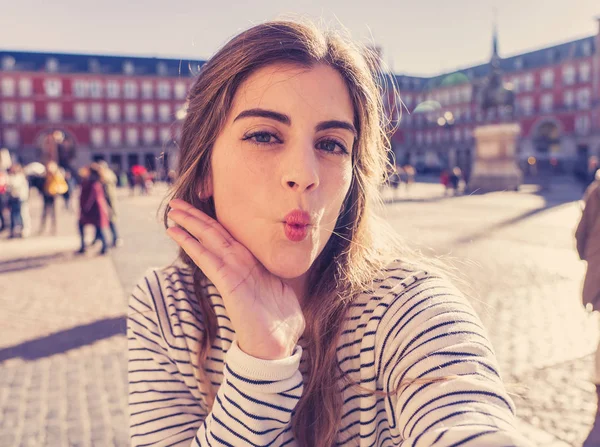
229,63,355,124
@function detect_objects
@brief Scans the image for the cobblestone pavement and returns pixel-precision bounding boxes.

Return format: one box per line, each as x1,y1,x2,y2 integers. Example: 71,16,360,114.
0,180,596,446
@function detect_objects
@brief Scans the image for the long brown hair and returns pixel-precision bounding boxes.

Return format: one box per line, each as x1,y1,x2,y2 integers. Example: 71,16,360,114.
164,19,442,447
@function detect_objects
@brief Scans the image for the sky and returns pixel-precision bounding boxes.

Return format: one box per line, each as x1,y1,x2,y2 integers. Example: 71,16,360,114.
1,0,598,77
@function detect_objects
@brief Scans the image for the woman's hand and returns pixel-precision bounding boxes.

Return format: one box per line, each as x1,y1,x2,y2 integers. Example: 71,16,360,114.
166,199,305,360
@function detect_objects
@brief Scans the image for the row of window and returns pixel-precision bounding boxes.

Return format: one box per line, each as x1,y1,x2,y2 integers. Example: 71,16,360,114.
90,127,174,148
0,77,190,100
402,86,472,108
1,102,184,124
1,126,175,149
516,88,591,115
510,62,592,92
405,114,593,146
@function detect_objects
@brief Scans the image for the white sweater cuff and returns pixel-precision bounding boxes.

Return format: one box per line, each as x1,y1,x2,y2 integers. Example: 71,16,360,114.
226,340,303,384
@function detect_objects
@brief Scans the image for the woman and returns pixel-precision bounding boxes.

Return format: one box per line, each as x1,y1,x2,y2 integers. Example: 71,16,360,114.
39,161,67,235
77,164,109,255
128,20,530,446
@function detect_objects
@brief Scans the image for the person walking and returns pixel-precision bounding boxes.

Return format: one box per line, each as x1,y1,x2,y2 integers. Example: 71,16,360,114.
77,164,110,255
93,161,122,247
39,161,67,235
6,164,29,238
0,169,8,233
577,170,600,447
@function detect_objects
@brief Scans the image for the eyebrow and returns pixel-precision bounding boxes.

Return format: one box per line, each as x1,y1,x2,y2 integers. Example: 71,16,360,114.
233,108,357,138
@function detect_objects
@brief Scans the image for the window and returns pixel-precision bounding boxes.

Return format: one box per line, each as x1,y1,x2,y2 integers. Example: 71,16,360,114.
142,104,155,122
562,65,575,85
511,77,520,93
463,128,471,140
91,103,104,122
21,102,35,123
159,104,171,122
47,103,62,122
541,69,554,89
107,103,121,122
582,40,592,56
3,129,19,148
541,94,553,113
90,80,103,98
157,81,171,99
579,63,591,83
1,78,16,96
126,128,139,147
18,78,32,97
453,127,461,142
575,115,591,135
74,103,88,123
523,74,534,92
563,90,574,109
2,56,15,71
125,103,137,122
109,128,122,147
124,81,138,99
416,131,423,145
123,61,135,75
451,89,460,104
46,58,59,72
44,79,62,97
425,132,432,145
141,81,153,99
107,81,120,98
174,81,187,100
91,128,105,147
461,86,471,102
143,127,156,145
1,102,17,123
73,80,89,98
577,88,591,109
514,58,523,70
159,127,171,143
520,97,534,115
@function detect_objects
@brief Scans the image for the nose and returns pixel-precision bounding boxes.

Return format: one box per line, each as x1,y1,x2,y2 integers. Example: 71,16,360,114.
281,143,320,193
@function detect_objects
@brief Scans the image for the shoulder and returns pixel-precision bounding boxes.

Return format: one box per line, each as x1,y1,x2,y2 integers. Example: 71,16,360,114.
128,264,203,345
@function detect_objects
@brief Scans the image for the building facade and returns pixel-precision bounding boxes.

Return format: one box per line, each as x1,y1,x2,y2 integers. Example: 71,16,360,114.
391,18,600,178
0,50,204,174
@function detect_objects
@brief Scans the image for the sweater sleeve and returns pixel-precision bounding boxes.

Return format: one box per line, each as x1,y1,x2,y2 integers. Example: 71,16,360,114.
128,272,304,447
377,274,532,446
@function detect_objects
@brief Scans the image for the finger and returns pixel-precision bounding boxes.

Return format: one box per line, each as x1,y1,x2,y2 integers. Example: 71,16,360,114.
169,199,232,241
168,209,234,253
166,226,226,280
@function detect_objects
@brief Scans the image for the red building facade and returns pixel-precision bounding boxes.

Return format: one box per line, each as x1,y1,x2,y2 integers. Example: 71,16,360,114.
0,52,202,173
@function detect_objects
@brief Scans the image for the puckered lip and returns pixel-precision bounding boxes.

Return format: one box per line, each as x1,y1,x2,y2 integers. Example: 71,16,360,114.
283,209,312,226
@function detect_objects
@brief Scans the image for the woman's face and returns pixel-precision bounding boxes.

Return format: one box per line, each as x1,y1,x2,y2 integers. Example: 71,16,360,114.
206,63,355,281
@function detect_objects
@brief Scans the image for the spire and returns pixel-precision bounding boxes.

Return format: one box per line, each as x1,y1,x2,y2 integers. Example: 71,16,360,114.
490,9,500,68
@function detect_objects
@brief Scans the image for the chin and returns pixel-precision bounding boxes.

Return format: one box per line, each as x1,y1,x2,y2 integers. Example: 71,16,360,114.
262,250,315,279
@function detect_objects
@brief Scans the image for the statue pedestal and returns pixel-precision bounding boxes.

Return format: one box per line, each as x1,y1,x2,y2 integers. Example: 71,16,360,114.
467,124,522,193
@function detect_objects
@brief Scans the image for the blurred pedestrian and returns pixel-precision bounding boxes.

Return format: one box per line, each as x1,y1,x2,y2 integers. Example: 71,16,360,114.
39,161,68,235
6,164,29,238
61,169,75,211
440,169,450,196
449,166,463,196
583,156,600,193
403,164,415,194
576,170,600,447
77,163,110,255
0,169,7,232
93,161,122,247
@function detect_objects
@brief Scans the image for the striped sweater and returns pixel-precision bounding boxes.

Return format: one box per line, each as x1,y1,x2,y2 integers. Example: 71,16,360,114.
128,261,531,446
